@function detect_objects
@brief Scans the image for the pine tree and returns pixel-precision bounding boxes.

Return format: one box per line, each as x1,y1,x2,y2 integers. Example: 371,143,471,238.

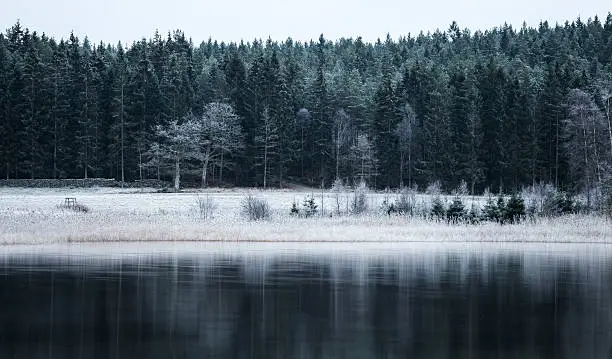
478,59,507,192
372,63,400,188
0,34,11,179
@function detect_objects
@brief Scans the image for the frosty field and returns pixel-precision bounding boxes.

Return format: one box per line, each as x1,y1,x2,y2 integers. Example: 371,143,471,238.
0,187,609,245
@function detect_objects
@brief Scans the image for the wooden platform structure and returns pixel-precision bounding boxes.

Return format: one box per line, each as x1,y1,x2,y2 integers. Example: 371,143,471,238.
64,197,77,207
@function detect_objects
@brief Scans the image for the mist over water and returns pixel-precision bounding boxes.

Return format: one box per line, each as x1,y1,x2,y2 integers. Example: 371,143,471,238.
1,245,611,359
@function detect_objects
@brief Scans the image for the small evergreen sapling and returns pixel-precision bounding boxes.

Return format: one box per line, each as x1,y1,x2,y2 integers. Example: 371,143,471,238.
290,200,300,216
504,193,526,224
446,196,466,224
302,195,318,218
430,196,446,222
482,196,499,222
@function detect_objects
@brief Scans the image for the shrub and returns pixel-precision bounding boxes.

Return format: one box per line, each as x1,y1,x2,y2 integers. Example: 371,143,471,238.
494,196,508,224
482,196,499,222
395,187,416,215
467,203,480,224
330,178,345,214
381,198,395,216
430,196,446,221
542,191,574,217
302,194,318,218
446,196,466,224
425,180,442,196
195,194,216,220
351,180,369,215
453,180,469,196
527,198,538,223
504,193,525,224
241,194,270,221
289,200,300,216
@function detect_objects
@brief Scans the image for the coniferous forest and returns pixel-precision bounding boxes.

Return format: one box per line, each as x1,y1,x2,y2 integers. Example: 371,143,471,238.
1,16,612,194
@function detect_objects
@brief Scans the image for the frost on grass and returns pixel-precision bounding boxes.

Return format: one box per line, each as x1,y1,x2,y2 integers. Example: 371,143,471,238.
0,187,609,244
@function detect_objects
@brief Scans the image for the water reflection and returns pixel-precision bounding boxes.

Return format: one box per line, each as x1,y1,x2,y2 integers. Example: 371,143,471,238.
1,245,611,359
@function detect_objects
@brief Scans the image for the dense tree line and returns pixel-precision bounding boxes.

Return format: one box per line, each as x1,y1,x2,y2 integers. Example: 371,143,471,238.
1,16,612,193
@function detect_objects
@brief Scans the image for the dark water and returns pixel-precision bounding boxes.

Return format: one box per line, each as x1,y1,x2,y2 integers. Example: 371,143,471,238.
1,245,612,359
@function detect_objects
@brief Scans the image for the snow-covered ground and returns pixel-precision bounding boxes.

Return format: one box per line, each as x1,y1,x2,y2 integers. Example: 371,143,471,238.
0,187,609,245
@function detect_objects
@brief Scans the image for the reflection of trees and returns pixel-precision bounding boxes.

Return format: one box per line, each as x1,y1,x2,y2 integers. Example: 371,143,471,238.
0,254,611,358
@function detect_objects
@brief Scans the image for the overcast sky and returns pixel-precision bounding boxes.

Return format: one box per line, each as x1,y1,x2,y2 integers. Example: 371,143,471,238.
1,0,610,45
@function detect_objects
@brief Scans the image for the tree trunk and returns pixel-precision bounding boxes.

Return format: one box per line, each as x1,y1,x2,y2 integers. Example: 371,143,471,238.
174,155,180,190
606,96,612,162
219,152,223,184
120,80,125,187
53,72,58,179
30,76,35,180
555,113,559,188
138,146,143,181
263,143,268,189
408,144,412,188
581,114,590,209
399,151,404,188
201,147,211,188
279,151,283,189
84,74,88,179
335,140,340,180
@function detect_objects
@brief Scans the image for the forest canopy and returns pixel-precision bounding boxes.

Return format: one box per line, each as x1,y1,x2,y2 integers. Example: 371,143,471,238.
0,15,611,194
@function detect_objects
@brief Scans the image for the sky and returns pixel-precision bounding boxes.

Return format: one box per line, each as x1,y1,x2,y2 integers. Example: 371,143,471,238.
1,0,610,45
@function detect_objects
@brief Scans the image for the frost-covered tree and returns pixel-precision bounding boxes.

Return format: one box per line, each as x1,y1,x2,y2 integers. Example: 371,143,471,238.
350,133,377,184
594,78,612,163
255,107,279,188
564,89,607,207
192,102,243,187
151,117,198,190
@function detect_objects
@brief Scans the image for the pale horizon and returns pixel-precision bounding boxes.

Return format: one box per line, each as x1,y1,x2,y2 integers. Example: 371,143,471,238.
1,0,610,45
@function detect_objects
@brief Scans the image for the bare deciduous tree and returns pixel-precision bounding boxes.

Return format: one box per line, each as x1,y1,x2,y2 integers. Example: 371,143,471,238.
565,89,607,208
350,133,377,184
193,103,243,187
151,118,198,190
255,107,279,188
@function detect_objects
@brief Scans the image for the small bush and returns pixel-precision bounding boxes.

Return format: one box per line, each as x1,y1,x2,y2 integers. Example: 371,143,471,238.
330,178,345,214
289,200,300,216
302,194,318,218
430,196,446,221
446,196,466,224
504,193,526,224
542,191,574,217
395,187,416,215
381,198,396,216
482,196,500,222
453,180,469,196
527,198,538,223
496,196,507,224
351,181,369,215
425,180,442,196
467,203,480,224
195,194,216,220
241,194,270,221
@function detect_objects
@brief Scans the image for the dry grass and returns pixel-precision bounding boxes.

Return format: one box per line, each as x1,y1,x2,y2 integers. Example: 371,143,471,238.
0,187,610,245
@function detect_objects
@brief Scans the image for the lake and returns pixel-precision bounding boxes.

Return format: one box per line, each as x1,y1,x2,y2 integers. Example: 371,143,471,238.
0,242,611,359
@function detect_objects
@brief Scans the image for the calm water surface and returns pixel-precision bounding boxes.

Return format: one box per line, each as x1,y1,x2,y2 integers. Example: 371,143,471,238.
0,243,611,359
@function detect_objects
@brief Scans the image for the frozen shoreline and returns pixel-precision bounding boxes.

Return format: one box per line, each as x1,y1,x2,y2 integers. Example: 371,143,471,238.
0,186,610,246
